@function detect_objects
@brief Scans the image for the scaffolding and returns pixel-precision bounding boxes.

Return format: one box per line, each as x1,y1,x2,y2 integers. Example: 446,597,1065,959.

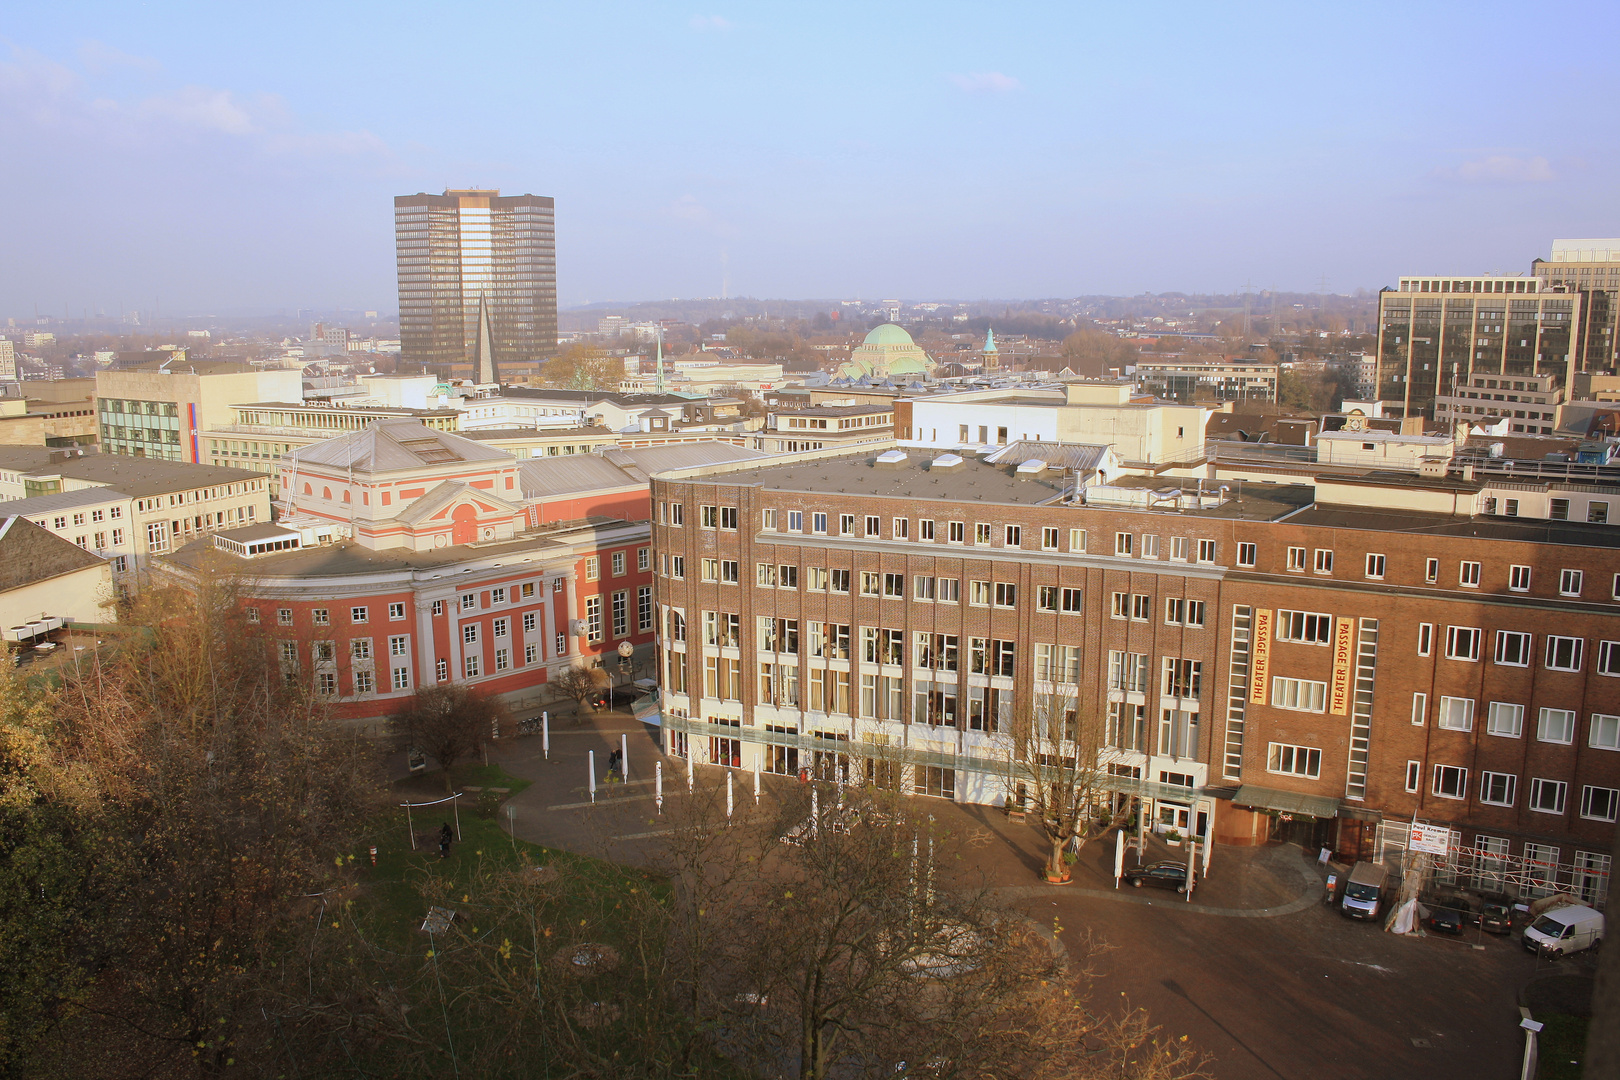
1373,821,1609,910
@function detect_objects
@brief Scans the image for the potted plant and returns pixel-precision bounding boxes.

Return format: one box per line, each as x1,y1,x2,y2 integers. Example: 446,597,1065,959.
1165,828,1183,847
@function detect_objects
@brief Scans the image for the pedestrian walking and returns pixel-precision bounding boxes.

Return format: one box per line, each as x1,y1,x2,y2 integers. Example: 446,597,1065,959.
439,822,453,859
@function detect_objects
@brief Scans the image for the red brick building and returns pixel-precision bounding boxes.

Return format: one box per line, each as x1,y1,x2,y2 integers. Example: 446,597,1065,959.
651,445,1618,906
159,423,759,728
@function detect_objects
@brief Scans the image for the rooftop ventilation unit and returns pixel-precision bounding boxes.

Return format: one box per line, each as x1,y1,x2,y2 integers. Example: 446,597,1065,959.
931,453,964,470
1015,458,1047,477
875,449,908,467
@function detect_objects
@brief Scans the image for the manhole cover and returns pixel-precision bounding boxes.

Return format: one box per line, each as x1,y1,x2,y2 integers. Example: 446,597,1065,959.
1410,1038,1433,1049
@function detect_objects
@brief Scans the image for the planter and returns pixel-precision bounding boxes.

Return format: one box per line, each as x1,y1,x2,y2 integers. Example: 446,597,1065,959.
1166,838,1183,848
1043,870,1074,885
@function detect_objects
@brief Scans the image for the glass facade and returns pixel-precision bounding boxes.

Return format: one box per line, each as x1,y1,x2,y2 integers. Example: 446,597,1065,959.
98,398,183,461
395,190,557,375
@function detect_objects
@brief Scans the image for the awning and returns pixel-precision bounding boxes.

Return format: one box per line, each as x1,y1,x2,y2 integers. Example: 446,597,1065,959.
1230,784,1342,820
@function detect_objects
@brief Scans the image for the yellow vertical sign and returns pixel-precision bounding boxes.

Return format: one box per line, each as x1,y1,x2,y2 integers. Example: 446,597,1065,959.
1249,609,1272,706
1330,617,1356,715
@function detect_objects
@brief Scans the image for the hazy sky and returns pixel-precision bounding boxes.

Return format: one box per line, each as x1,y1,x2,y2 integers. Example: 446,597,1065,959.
3,1,1617,316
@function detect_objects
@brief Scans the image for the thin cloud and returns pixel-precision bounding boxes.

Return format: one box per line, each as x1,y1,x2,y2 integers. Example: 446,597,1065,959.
1436,154,1555,184
690,14,732,30
77,40,162,75
950,71,1021,93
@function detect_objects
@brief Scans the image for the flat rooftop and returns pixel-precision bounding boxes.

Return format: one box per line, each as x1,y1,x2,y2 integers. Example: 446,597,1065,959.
29,456,262,497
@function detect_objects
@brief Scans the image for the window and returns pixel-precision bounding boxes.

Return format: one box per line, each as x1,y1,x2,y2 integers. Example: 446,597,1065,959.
1560,569,1583,597
523,611,537,633
1592,714,1620,751
525,643,538,664
1432,765,1468,800
916,575,936,601
312,608,329,626
1405,761,1421,793
639,587,653,632
351,639,372,660
435,659,448,682
1108,651,1150,693
585,596,603,642
1487,702,1524,738
495,647,510,671
1425,558,1439,584
350,606,368,624
1529,778,1567,815
1162,658,1202,699
1267,743,1322,779
920,519,935,540
492,617,509,639
893,518,908,539
1598,641,1620,676
1480,772,1517,807
1158,709,1197,758
1417,623,1433,656
389,602,406,621
840,514,856,536
612,551,626,576
948,521,965,543
245,607,260,624
762,509,777,531
1495,631,1532,666
1142,535,1160,558
462,593,477,612
612,592,628,637
1236,542,1257,567
721,560,739,585
492,587,507,604
1550,498,1570,521
757,563,777,587
1591,502,1611,525
701,559,719,582
967,580,989,606
1365,553,1386,579
639,547,651,571
1437,696,1475,731
1286,547,1306,571
1411,692,1427,725
1459,561,1481,587
1537,708,1575,744
1070,528,1087,552
701,505,718,528
862,572,883,597
994,582,1017,608
354,670,374,694
813,512,828,534
1169,536,1188,561
1197,539,1216,563
1581,786,1619,822
1445,626,1481,661
1277,610,1332,644
1004,524,1022,547
433,600,444,616
314,672,336,697
830,569,850,594
865,515,881,536
1115,532,1133,556
1545,636,1583,671
1271,677,1327,712
671,555,685,579
464,654,481,678
1037,586,1058,612
1041,527,1059,550
780,564,798,589
1314,549,1334,574
1509,565,1531,592
1061,588,1084,614
937,578,960,603
1033,644,1082,683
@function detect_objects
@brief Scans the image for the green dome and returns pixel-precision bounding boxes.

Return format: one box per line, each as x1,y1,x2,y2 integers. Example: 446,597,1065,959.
863,323,915,346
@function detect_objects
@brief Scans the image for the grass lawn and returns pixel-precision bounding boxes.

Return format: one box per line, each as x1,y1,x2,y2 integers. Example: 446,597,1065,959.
1536,1013,1589,1080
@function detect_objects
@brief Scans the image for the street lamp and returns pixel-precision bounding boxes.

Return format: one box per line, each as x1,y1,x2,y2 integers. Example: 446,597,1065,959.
617,639,634,687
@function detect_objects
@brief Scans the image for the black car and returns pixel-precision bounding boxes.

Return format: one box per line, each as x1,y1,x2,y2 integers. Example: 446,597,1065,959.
1425,907,1465,935
1479,900,1514,935
1123,861,1192,892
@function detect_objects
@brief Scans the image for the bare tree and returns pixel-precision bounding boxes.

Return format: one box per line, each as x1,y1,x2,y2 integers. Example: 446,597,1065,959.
391,684,503,789
549,663,604,712
1002,690,1132,882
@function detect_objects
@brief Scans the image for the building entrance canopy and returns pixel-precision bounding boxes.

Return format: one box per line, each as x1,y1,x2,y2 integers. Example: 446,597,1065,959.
1232,784,1342,821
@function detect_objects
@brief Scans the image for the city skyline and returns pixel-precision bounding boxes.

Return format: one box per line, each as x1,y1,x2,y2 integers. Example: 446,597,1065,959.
1,1,1617,314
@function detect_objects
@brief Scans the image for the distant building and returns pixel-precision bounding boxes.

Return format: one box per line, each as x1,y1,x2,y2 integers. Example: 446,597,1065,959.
1376,275,1578,418
395,189,558,377
96,359,303,463
836,324,934,381
0,339,14,381
1133,359,1278,404
0,515,113,629
1533,239,1620,375
758,404,895,453
1433,371,1563,435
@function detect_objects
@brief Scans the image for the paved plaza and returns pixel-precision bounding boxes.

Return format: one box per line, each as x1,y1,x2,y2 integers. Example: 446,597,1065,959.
437,703,1589,1080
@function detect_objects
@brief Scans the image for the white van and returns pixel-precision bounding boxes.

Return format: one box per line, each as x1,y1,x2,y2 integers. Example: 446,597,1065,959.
1340,861,1388,921
1522,904,1605,956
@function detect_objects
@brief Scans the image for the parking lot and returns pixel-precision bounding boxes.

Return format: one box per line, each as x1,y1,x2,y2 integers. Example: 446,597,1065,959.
468,707,1592,1080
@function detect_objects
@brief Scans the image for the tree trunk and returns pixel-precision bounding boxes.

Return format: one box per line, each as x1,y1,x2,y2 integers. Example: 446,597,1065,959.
1047,834,1068,880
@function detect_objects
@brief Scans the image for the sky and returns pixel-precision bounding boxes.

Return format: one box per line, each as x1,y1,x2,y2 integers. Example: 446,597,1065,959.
2,0,1618,317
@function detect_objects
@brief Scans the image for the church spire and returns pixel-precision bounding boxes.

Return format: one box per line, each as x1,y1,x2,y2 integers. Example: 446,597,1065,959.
473,294,499,384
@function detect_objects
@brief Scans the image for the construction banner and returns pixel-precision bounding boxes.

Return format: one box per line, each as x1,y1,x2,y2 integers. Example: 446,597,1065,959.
1249,609,1272,706
1330,617,1356,715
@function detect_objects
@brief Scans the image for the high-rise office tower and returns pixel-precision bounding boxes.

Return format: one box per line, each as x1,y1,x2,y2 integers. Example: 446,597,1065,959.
1533,239,1620,376
394,189,557,379
1375,274,1578,418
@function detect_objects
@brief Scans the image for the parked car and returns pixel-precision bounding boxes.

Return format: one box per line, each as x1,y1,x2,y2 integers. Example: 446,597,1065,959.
1123,861,1192,892
1523,905,1605,957
1479,900,1514,935
1425,907,1465,935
